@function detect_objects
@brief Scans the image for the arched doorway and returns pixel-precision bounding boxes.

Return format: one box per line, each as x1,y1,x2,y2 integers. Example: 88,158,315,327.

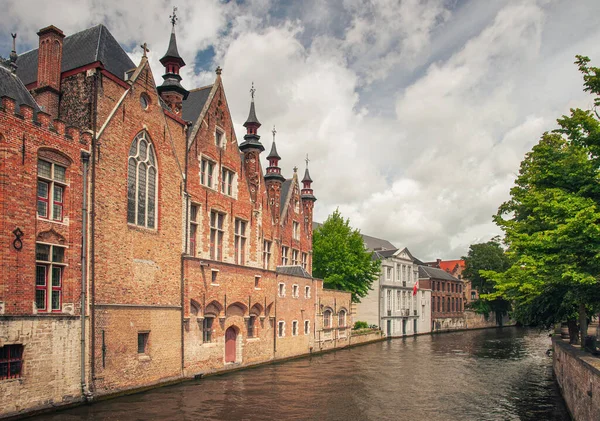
225,326,237,363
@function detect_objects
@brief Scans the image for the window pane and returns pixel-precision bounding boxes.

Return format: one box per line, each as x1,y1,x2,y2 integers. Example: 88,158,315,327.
147,167,156,229
36,265,46,286
51,267,61,286
53,203,63,221
54,165,66,182
38,160,51,178
137,163,147,226
139,139,147,161
37,200,48,218
38,181,49,198
36,244,50,261
127,158,137,223
148,145,156,165
129,138,138,156
52,246,64,263
36,289,46,310
53,185,63,202
217,213,223,229
51,290,60,310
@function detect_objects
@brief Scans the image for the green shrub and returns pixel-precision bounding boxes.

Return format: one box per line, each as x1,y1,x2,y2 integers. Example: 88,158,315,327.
353,321,369,330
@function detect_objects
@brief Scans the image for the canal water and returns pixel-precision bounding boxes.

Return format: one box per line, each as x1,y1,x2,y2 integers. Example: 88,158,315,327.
32,328,570,421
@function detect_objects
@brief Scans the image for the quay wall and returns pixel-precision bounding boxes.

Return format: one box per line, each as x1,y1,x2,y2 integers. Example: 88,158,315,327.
552,337,600,421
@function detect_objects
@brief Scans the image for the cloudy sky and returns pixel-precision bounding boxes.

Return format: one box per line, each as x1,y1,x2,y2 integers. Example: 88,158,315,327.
3,0,600,260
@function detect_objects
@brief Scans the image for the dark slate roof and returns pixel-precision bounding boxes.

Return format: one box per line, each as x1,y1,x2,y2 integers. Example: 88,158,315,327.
373,249,399,259
418,265,460,282
280,179,292,209
276,265,312,279
302,167,312,183
243,100,260,127
182,85,211,123
16,24,135,86
361,233,397,251
267,140,281,160
0,64,40,112
160,30,185,66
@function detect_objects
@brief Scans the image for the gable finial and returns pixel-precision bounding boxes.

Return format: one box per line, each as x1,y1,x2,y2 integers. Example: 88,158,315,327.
272,125,277,142
170,6,178,28
140,42,149,58
250,81,256,100
293,166,298,173
216,66,222,75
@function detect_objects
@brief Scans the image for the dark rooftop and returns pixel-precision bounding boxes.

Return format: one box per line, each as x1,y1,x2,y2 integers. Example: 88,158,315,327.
0,64,40,112
276,265,312,279
16,24,135,86
418,265,461,282
182,85,211,123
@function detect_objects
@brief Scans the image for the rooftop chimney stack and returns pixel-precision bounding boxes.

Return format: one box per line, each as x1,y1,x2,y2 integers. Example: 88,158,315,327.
34,25,65,119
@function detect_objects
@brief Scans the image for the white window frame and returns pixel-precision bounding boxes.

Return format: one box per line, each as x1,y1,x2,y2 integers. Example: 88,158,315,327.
35,242,67,313
292,284,299,298
215,127,225,148
304,320,310,335
292,320,298,336
263,240,272,269
292,221,300,240
37,159,67,222
305,286,311,299
281,246,289,265
221,167,235,197
301,252,308,270
200,157,216,189
291,249,299,266
234,218,247,265
278,320,285,338
278,282,286,298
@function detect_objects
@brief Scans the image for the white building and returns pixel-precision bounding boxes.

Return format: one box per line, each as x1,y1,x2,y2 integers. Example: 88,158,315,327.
355,234,432,337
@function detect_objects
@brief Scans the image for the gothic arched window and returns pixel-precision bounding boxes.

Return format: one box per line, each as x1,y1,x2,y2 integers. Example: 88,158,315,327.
127,131,157,228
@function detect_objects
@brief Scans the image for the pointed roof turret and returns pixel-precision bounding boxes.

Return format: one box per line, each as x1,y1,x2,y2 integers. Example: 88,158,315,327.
301,154,316,202
302,167,312,183
160,7,185,67
157,7,189,107
267,140,281,160
265,125,284,183
239,82,264,153
243,82,261,129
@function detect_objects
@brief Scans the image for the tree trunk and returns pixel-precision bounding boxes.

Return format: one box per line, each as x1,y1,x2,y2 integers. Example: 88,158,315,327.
579,302,588,347
568,318,579,344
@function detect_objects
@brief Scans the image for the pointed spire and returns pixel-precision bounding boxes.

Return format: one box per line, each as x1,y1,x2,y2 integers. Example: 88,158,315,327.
243,82,261,129
160,6,185,67
267,125,281,160
302,154,313,183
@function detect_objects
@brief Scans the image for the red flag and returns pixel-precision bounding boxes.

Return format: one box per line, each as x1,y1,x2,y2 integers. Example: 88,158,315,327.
412,279,419,296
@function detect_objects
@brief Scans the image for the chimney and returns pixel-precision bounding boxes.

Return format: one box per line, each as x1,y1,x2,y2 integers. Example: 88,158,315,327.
34,25,65,119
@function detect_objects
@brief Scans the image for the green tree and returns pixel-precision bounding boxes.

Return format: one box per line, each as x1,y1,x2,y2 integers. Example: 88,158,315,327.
312,210,380,302
463,237,510,294
484,56,600,344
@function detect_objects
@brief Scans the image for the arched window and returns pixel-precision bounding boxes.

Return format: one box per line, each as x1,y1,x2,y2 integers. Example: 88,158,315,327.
127,132,157,228
323,309,332,329
338,309,346,328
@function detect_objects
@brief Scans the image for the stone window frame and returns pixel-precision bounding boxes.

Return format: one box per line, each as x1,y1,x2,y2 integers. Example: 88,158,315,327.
189,203,199,257
35,242,67,313
278,282,286,298
323,308,332,329
304,320,310,335
247,315,257,338
137,331,150,354
281,246,289,265
263,240,272,269
292,320,298,336
304,285,310,299
234,218,247,265
301,252,308,270
292,221,300,240
202,317,214,343
200,156,216,189
291,249,299,266
209,210,225,261
338,309,347,328
292,284,299,298
37,158,68,223
127,131,158,229
220,166,236,197
278,320,285,338
215,126,226,148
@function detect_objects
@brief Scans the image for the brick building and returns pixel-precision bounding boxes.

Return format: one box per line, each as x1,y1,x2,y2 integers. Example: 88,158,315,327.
418,266,465,332
425,258,479,309
0,18,354,418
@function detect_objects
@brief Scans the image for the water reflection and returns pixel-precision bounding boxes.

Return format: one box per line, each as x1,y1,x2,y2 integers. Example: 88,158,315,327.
31,328,570,421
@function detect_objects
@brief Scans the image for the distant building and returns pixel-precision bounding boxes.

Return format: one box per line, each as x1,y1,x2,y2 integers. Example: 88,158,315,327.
354,236,431,337
425,259,479,308
418,266,465,332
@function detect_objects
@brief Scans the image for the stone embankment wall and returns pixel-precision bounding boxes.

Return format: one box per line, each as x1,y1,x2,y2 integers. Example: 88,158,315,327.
553,337,600,421
348,330,383,346
464,310,512,329
0,316,82,419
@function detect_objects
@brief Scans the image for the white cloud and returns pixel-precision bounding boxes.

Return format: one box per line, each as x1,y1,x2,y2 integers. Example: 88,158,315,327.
3,0,600,260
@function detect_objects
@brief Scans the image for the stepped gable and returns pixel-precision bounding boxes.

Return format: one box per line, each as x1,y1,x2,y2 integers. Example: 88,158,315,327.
16,24,135,85
0,64,40,112
182,85,212,123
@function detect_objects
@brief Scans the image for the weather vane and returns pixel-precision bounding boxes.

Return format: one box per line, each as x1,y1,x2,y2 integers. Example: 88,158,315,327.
272,125,276,141
170,6,178,27
250,82,256,100
305,154,310,167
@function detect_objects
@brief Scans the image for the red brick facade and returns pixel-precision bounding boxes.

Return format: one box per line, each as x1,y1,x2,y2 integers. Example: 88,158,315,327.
0,23,353,416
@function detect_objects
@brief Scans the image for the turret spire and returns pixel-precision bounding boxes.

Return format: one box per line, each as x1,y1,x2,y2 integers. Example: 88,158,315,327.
9,33,17,73
157,6,189,113
239,82,264,152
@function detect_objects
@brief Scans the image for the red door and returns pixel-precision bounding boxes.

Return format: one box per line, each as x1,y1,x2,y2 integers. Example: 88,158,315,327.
225,327,237,363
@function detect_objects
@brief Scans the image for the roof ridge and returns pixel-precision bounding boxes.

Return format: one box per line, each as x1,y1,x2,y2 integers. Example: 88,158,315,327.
188,84,213,92
95,24,103,61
